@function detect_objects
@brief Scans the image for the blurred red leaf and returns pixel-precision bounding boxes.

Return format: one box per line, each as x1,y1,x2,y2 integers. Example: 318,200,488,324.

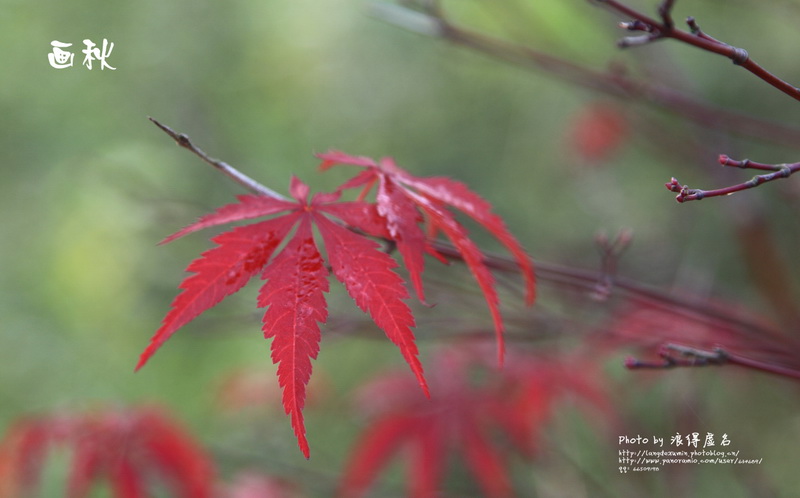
0,407,214,498
566,101,629,163
339,347,612,498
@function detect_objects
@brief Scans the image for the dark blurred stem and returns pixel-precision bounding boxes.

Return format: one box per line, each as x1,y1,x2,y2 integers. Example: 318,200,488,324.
627,344,800,380
370,3,800,148
429,242,787,345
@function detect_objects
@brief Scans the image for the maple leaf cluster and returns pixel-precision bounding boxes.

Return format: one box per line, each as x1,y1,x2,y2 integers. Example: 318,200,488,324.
338,346,613,497
136,152,536,458
0,407,214,498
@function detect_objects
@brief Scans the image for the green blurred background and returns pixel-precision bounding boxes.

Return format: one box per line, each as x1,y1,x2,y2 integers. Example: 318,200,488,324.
3,0,800,495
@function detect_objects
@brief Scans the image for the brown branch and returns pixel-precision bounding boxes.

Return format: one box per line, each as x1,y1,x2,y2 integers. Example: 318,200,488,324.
665,156,800,202
594,0,800,102
626,343,800,381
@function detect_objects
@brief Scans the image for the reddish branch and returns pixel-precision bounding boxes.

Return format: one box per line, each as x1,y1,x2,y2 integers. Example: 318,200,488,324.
665,156,800,202
626,343,800,381
596,0,800,102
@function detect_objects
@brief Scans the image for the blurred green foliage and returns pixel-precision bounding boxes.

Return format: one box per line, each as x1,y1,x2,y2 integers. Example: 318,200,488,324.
3,0,800,495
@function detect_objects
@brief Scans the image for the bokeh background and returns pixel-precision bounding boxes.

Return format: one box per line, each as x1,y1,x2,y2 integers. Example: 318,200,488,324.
3,0,800,495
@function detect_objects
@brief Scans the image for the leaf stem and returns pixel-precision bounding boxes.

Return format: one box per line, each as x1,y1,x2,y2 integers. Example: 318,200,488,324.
148,117,287,201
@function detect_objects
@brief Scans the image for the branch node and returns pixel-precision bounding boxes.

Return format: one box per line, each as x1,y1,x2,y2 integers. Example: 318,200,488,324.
730,47,749,65
686,16,699,34
711,347,730,362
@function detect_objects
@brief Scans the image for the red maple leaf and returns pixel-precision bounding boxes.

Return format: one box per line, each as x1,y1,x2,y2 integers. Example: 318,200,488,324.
136,176,428,458
0,407,214,498
338,347,611,498
317,151,536,363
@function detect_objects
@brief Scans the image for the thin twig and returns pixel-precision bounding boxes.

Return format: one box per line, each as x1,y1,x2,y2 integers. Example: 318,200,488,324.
665,156,800,202
626,343,800,380
592,229,633,300
657,0,676,30
626,343,727,369
148,117,286,200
